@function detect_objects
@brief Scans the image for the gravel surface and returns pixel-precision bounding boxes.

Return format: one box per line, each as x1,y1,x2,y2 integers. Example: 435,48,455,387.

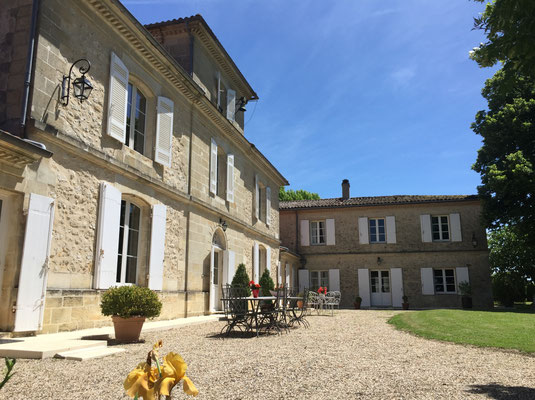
1,310,534,400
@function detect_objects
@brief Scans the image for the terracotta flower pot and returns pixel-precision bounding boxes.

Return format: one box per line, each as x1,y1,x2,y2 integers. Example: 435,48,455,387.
252,289,259,298
402,303,409,310
297,300,304,309
112,316,146,342
354,301,361,310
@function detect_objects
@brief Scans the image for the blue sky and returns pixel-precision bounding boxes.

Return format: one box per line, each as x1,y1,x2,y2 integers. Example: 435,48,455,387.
123,0,496,199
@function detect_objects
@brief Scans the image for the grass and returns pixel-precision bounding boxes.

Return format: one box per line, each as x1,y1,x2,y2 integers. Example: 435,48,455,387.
388,308,535,353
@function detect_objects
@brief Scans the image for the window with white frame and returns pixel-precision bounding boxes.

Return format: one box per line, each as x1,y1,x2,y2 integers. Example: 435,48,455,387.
434,268,456,293
126,83,146,155
310,270,329,290
310,220,326,245
116,200,141,284
432,215,450,241
369,218,386,243
216,147,227,198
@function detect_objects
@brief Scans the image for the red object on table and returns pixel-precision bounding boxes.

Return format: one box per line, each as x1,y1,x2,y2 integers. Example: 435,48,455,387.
252,289,260,298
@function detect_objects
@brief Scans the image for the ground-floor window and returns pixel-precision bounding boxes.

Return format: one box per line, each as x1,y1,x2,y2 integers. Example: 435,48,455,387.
310,270,329,290
116,200,141,284
434,268,456,293
370,270,390,293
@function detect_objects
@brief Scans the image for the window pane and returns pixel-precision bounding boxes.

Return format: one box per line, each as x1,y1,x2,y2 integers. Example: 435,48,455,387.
440,216,448,224
446,284,456,292
435,284,444,292
127,230,139,256
371,276,378,293
378,219,385,227
371,271,379,278
134,131,145,154
445,269,454,277
442,231,449,240
379,233,386,242
126,84,133,146
431,217,438,225
129,204,141,230
125,256,137,284
434,269,442,277
433,232,440,240
370,233,377,242
213,252,219,285
370,219,376,228
378,226,385,234
116,255,122,283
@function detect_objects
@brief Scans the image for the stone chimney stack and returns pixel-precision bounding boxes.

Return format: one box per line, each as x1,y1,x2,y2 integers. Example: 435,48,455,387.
342,179,350,200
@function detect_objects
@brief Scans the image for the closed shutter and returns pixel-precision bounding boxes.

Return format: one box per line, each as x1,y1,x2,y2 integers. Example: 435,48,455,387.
107,52,129,142
253,242,259,282
326,218,336,245
456,266,469,289
226,89,236,121
391,268,403,307
328,269,340,291
266,187,271,226
420,214,432,242
154,96,174,167
148,204,166,291
300,219,310,246
226,154,234,202
358,217,369,244
266,246,271,273
386,216,397,244
210,139,217,194
14,194,55,332
223,250,235,285
298,269,309,293
254,174,259,219
358,269,370,307
421,268,434,295
94,182,121,289
450,213,462,242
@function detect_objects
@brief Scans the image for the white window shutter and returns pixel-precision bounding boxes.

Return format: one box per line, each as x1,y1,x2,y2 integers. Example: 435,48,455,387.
456,267,469,290
155,96,174,167
386,216,397,244
210,138,217,195
253,242,259,282
254,174,259,219
300,219,310,246
94,182,121,289
326,218,336,245
298,269,309,293
14,194,55,332
107,52,129,142
266,246,271,273
391,268,403,307
227,250,236,284
358,217,369,244
285,263,290,286
226,154,234,203
148,204,166,291
358,269,370,307
226,89,236,121
420,214,432,242
266,187,271,226
277,261,282,285
421,268,434,295
450,213,462,242
328,269,340,291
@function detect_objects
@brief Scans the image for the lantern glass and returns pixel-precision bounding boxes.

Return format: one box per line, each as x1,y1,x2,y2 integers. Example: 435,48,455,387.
73,76,93,102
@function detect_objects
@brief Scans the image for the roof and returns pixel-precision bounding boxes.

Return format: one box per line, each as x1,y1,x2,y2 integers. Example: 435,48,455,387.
279,195,479,210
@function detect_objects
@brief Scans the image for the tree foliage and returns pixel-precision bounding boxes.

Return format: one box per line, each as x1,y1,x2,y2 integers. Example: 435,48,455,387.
231,263,251,296
259,269,275,297
279,187,320,202
488,226,535,281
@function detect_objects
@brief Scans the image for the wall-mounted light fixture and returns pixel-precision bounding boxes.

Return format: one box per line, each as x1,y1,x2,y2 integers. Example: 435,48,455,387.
471,233,478,248
61,58,93,106
219,218,228,232
235,96,247,113
377,257,382,265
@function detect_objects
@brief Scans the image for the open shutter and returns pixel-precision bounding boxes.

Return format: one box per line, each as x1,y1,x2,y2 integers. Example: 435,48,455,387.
450,213,462,242
14,194,54,332
358,217,369,244
253,242,259,282
94,182,121,289
300,220,310,246
391,268,403,307
266,246,271,273
155,96,174,167
277,261,282,285
386,216,397,244
328,269,340,291
285,263,290,286
358,269,370,307
148,204,166,291
226,154,234,202
223,250,235,286
420,214,432,242
298,269,309,293
456,266,469,290
254,174,259,219
266,187,271,226
210,139,217,195
226,89,236,121
107,52,128,142
421,268,434,295
326,218,336,245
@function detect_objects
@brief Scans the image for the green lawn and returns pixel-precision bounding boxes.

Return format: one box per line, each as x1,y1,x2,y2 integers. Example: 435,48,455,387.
388,309,535,353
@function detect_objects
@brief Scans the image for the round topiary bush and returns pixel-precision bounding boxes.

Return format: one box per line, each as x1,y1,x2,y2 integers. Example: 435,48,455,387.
100,285,162,319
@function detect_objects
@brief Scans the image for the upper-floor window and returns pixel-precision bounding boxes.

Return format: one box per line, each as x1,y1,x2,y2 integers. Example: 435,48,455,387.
434,268,456,293
369,218,386,243
310,220,326,245
126,83,146,155
432,215,450,241
210,138,235,202
254,175,271,226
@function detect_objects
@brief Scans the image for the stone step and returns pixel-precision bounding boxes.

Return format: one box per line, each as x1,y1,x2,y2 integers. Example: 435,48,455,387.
55,346,125,361
0,339,108,359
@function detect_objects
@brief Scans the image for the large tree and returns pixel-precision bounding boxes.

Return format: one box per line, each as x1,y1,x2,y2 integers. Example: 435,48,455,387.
488,225,535,281
279,187,320,202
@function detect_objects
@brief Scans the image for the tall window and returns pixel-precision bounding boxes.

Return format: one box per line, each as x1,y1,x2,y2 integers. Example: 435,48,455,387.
216,147,227,198
126,83,146,155
432,215,450,241
116,200,140,284
434,269,456,293
310,221,325,245
310,271,329,290
369,218,386,243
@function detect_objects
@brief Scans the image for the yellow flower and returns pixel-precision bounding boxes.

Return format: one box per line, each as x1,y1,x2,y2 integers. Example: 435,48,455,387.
157,352,199,397
124,362,158,400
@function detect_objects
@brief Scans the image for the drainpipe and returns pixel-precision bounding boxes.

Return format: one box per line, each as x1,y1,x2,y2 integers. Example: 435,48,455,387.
20,0,40,138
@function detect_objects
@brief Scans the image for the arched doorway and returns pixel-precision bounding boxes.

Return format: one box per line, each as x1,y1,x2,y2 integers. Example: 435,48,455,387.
210,228,227,312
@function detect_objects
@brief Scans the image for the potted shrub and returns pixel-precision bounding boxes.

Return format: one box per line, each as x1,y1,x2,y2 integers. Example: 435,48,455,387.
296,292,304,309
259,269,275,311
458,281,472,309
231,263,251,296
402,295,409,310
100,285,162,342
354,296,362,309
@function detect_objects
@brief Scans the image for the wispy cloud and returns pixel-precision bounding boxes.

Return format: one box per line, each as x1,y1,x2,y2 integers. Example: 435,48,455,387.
389,66,417,87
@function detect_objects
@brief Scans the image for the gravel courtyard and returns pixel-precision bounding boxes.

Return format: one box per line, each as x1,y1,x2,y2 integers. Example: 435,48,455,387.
2,310,534,400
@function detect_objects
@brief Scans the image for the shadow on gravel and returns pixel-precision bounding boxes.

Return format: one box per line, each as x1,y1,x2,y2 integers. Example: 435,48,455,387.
205,331,256,340
467,383,535,399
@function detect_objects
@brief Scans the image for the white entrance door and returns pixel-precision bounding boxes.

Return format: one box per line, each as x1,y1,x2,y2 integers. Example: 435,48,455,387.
210,246,223,312
370,270,392,307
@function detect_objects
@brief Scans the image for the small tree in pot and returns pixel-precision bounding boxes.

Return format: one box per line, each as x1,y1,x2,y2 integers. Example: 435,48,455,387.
354,296,362,309
101,285,162,342
458,281,472,309
402,295,409,310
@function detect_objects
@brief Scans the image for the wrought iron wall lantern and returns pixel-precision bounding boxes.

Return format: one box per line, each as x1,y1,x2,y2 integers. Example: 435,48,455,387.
471,233,478,248
235,96,247,113
219,218,228,232
61,58,93,106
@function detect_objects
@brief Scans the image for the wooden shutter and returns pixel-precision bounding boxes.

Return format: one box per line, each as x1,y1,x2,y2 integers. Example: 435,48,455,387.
155,96,174,167
421,268,434,295
456,266,469,289
391,268,403,307
386,216,397,244
450,213,462,242
300,219,310,246
277,261,282,285
107,52,129,142
14,194,55,332
328,269,340,291
298,269,309,293
266,186,271,226
420,214,432,242
254,174,259,219
358,217,369,244
253,242,259,282
223,250,235,285
210,139,217,195
326,218,336,245
358,269,370,307
226,89,236,121
266,246,271,273
226,154,234,203
148,204,166,291
285,263,290,286
94,182,121,289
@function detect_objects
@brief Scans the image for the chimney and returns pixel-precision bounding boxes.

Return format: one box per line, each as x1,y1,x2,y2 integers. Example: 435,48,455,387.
342,179,350,200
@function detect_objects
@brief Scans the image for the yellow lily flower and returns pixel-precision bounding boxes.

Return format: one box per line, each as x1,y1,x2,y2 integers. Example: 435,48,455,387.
157,352,198,397
124,362,158,400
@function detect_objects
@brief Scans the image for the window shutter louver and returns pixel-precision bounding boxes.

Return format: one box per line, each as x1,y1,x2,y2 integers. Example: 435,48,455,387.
326,218,336,245
420,215,432,242
266,187,271,226
450,213,462,242
328,269,340,291
391,268,403,307
298,269,309,293
148,204,166,291
155,96,174,167
253,242,259,282
386,216,397,244
226,89,236,121
107,52,129,142
226,154,234,202
300,220,310,246
421,268,434,294
358,217,369,244
210,139,217,194
358,269,370,307
254,174,259,219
